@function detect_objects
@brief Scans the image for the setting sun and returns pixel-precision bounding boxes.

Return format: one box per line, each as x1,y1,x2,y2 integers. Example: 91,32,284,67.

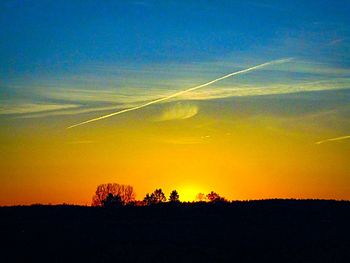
177,185,205,202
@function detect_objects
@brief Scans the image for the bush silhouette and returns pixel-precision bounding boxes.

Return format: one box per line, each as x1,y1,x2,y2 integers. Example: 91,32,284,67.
206,191,227,203
102,193,123,208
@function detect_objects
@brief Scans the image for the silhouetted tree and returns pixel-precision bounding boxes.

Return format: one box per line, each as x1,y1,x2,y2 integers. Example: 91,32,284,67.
206,191,227,203
143,189,166,205
102,193,123,208
92,183,136,206
153,189,166,203
196,192,207,202
143,193,154,205
169,190,180,203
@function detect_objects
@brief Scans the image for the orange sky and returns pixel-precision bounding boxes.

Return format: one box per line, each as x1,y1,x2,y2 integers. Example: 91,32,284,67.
1,96,349,205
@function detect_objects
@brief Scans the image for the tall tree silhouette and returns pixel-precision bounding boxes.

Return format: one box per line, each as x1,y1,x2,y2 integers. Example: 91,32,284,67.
143,189,166,205
169,190,180,203
153,189,166,203
92,183,136,206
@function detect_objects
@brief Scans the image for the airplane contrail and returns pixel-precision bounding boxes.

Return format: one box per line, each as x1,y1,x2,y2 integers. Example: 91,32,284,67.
316,135,350,145
67,58,293,129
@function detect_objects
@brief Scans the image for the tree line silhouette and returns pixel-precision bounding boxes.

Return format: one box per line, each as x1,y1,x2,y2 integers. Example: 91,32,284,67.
91,183,227,208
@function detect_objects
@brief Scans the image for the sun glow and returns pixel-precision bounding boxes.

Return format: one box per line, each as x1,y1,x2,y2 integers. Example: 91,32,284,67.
178,185,204,202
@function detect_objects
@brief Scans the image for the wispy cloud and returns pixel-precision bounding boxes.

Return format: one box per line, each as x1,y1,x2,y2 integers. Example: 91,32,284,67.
14,105,122,119
327,38,346,46
208,59,350,76
67,58,293,128
181,79,350,101
0,103,79,115
3,77,348,118
2,59,349,121
43,88,168,105
154,103,198,121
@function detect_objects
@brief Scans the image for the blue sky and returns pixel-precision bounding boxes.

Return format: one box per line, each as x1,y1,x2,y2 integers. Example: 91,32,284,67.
1,0,349,78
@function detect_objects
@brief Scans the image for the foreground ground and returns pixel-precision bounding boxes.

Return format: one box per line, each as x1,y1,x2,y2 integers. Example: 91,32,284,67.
1,200,350,262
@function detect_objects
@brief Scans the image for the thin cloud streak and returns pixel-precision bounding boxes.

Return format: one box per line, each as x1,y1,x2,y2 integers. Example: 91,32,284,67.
9,79,348,118
67,58,293,129
183,79,350,101
0,103,79,115
316,135,350,145
154,103,198,122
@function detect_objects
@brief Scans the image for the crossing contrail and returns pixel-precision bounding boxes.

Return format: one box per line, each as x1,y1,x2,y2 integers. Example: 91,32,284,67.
67,58,293,129
316,135,350,145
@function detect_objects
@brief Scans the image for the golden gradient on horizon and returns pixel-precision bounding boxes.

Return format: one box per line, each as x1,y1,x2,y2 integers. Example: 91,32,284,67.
1,98,349,205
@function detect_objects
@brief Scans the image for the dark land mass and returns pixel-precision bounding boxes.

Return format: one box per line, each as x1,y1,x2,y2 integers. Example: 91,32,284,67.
1,199,350,263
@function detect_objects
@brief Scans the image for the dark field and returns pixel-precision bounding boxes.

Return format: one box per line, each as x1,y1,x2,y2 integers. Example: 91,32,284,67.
1,200,350,263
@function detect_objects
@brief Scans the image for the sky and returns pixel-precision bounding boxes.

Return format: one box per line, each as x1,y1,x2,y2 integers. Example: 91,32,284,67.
1,0,350,205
